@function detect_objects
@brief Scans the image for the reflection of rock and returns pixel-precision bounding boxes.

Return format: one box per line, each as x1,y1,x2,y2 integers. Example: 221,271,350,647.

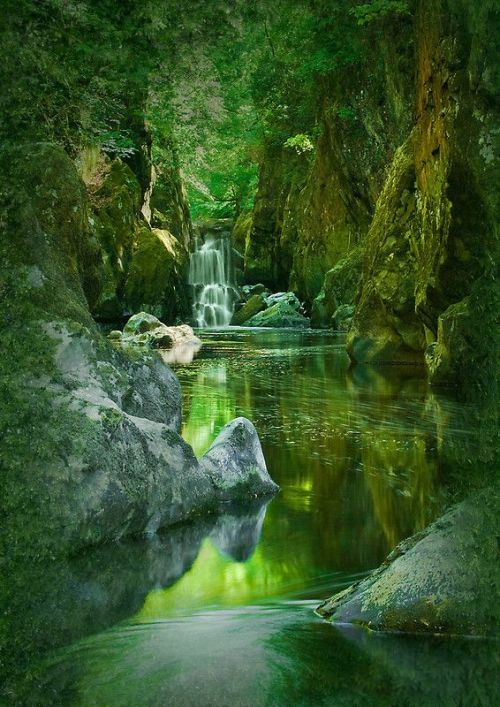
160,339,202,365
318,487,499,636
209,501,268,562
325,623,497,707
1,500,270,702
201,418,279,500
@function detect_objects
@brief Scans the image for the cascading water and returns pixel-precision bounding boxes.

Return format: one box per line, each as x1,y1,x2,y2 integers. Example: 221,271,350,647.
189,237,237,327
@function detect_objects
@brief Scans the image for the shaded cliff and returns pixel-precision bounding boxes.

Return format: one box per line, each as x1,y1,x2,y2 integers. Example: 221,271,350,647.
80,140,192,323
349,0,500,390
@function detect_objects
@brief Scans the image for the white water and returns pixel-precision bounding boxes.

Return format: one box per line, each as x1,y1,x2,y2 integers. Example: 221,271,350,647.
189,238,236,327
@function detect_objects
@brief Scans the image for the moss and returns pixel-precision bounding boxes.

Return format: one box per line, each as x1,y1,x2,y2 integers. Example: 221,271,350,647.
231,294,266,326
124,228,190,324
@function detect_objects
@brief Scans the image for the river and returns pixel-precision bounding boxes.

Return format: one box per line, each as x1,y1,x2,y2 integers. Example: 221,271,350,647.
4,330,497,705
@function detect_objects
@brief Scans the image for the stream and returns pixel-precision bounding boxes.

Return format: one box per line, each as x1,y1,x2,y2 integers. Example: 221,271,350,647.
4,330,497,706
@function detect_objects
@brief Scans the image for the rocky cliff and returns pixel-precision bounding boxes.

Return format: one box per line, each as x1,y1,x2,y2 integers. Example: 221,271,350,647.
242,0,498,393
0,144,277,561
79,137,192,324
349,0,499,390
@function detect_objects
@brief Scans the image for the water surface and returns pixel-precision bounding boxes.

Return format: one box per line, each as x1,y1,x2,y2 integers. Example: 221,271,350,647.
4,329,497,706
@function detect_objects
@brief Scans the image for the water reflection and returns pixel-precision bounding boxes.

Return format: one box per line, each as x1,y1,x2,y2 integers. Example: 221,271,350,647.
159,339,202,365
35,604,499,707
1,501,270,703
4,329,493,705
179,330,445,577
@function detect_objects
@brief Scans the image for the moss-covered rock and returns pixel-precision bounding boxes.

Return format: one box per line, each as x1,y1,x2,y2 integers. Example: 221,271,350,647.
125,227,190,323
149,156,192,249
232,210,253,257
231,294,266,326
0,143,277,561
311,248,363,328
317,487,500,636
245,301,310,329
332,304,355,331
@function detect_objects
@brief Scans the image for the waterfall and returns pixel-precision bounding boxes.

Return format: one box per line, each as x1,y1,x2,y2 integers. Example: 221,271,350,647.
189,237,236,327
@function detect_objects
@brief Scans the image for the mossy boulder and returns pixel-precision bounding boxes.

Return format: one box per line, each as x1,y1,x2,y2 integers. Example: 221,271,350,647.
317,487,500,636
123,312,163,335
121,313,200,350
0,143,277,561
264,291,301,311
125,227,190,323
231,294,266,326
245,302,310,329
311,248,363,328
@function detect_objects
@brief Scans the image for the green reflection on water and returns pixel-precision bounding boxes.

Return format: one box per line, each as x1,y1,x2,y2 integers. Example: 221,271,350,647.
174,329,444,603
6,329,495,706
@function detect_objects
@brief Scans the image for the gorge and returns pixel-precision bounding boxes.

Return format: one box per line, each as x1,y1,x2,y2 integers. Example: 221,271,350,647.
1,0,498,704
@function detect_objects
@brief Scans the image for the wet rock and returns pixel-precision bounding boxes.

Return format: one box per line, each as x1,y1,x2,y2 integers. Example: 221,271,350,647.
201,418,279,501
245,301,310,328
317,487,500,636
231,294,266,325
264,291,301,311
332,304,355,331
122,312,200,350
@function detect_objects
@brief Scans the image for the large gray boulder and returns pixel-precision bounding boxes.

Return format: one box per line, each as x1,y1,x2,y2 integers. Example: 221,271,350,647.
0,144,277,561
317,487,499,636
201,418,278,500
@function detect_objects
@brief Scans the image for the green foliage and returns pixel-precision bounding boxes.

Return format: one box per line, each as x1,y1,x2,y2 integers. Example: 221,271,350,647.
350,0,411,26
334,107,357,122
284,134,315,155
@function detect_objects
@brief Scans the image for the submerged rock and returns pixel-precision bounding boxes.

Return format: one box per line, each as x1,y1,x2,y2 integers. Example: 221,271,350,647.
245,301,310,328
317,488,500,636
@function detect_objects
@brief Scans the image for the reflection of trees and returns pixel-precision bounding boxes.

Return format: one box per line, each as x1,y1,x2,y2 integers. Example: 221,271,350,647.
177,333,450,581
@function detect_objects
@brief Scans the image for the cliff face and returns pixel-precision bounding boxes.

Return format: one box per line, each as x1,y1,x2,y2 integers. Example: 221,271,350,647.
242,0,498,392
241,17,414,307
79,137,192,324
349,0,499,387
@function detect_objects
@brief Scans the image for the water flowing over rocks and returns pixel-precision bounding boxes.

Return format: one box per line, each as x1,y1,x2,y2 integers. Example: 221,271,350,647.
189,232,238,327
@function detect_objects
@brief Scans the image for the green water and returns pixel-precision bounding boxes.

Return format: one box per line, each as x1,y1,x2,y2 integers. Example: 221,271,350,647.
3,330,497,705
